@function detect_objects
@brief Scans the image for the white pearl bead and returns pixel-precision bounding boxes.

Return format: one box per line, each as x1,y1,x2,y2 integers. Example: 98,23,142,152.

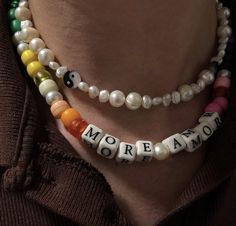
56,66,68,78
162,93,171,106
17,42,29,55
152,97,162,106
39,79,59,97
171,91,181,104
217,50,225,58
190,83,201,94
219,37,229,44
38,48,55,66
217,69,231,78
78,82,89,92
219,18,229,26
199,70,215,85
197,78,206,91
110,90,125,108
49,61,60,70
45,91,63,105
218,43,227,51
217,7,230,19
88,86,99,99
178,84,194,102
29,38,45,53
20,20,32,29
154,143,170,160
21,27,39,43
19,1,29,8
99,90,110,103
217,25,232,38
12,31,23,45
15,7,31,21
142,95,152,109
125,92,142,110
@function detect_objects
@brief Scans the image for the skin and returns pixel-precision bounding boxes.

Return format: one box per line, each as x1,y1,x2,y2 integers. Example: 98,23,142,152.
29,0,217,225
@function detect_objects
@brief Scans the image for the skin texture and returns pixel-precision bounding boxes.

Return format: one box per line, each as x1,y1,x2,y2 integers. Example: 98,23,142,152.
29,0,217,225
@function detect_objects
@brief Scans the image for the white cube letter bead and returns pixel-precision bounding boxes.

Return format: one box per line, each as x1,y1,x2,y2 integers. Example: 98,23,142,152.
97,134,120,159
135,141,154,162
116,142,136,164
181,129,202,152
81,124,104,148
162,133,187,154
198,112,222,131
193,122,213,141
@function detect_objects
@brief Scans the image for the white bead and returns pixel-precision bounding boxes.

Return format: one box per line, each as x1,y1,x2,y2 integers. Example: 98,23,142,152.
81,124,104,148
162,93,171,106
217,50,225,59
45,91,63,105
78,82,89,92
217,69,231,78
181,129,202,152
17,42,29,55
56,66,68,78
125,92,142,110
99,90,110,103
109,90,125,108
29,38,45,53
190,83,201,94
217,7,231,19
220,18,229,26
152,97,162,106
88,86,99,99
199,70,215,85
116,142,136,164
21,27,39,43
154,143,170,160
15,7,31,21
135,140,154,162
171,91,181,104
197,78,206,91
19,1,29,8
217,25,232,38
193,122,213,141
20,20,32,29
178,84,194,102
218,43,227,51
38,48,55,66
142,95,152,109
63,71,81,88
12,31,23,45
49,61,60,70
97,134,120,159
198,112,222,131
39,79,59,97
219,37,229,44
162,133,187,154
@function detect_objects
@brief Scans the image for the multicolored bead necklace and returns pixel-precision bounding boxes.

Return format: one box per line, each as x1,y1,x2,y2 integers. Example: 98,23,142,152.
8,0,235,164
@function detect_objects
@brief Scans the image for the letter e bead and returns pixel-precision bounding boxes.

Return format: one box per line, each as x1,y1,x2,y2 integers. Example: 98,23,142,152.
135,141,154,162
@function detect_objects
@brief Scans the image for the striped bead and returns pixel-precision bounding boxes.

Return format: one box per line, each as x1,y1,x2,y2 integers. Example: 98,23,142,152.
50,100,70,119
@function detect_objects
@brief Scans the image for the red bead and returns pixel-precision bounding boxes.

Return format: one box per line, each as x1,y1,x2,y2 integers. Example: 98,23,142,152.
68,118,88,139
213,87,229,98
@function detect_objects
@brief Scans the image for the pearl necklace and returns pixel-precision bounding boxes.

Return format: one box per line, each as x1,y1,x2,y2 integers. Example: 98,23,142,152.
10,0,232,110
8,0,234,164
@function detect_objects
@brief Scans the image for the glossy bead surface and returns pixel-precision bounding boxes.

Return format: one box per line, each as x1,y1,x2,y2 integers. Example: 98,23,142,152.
21,20,32,29
217,25,232,38
99,90,110,103
27,61,45,77
178,84,194,102
199,70,215,85
15,7,31,21
33,70,52,86
45,91,63,105
110,90,125,108
12,31,23,45
49,61,60,70
171,91,181,104
21,49,37,65
125,92,142,110
68,119,88,139
191,83,201,94
8,8,16,21
78,82,89,92
38,48,55,66
19,1,29,8
162,93,171,106
204,102,223,115
63,71,81,88
10,19,21,33
214,76,231,89
152,97,162,106
61,108,81,128
39,79,59,97
21,27,39,43
217,69,231,78
154,143,170,160
29,38,45,53
17,42,29,55
56,66,68,78
88,86,99,99
50,100,70,119
142,95,152,109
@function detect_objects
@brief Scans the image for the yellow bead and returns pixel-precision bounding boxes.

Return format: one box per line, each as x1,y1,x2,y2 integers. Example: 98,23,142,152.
21,50,37,66
27,61,45,77
33,70,52,86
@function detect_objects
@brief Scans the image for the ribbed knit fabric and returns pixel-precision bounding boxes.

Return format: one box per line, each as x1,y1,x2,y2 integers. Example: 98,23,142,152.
0,0,236,225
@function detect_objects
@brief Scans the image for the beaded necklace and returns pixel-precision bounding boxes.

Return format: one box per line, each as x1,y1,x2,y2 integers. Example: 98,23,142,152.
7,0,235,164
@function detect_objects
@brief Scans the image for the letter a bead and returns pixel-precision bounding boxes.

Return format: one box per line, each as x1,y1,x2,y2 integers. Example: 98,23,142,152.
97,134,120,159
162,134,187,154
116,142,136,164
81,124,104,148
181,129,202,152
135,141,154,162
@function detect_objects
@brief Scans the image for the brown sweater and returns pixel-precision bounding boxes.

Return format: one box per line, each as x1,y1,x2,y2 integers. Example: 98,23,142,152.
0,0,236,225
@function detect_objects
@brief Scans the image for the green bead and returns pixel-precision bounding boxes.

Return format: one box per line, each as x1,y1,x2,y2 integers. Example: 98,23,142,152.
10,19,21,33
8,8,16,21
33,70,52,86
10,2,18,8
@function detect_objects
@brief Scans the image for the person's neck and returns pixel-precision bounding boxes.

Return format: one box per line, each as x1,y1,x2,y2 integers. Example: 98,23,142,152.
29,0,218,225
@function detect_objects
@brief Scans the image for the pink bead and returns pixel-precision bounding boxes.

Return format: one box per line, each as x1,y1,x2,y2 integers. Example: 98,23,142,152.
204,102,223,115
213,76,231,89
213,97,228,111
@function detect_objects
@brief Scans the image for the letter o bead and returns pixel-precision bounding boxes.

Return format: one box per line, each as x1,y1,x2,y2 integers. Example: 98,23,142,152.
50,100,70,119
60,108,81,128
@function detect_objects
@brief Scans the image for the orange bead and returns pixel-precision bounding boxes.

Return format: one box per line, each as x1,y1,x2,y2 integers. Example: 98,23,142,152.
50,100,70,119
68,118,88,139
61,108,81,128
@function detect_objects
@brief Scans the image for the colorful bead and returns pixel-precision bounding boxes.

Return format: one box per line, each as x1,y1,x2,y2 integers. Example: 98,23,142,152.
213,97,228,111
68,118,88,139
204,102,223,115
33,70,52,86
61,108,81,128
10,19,21,33
8,8,16,21
21,50,37,66
27,61,45,77
213,87,229,98
214,76,231,89
50,100,70,119
38,79,59,97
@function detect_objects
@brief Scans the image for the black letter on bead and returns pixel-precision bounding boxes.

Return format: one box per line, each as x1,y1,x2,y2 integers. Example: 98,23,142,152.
181,129,195,138
142,156,151,162
124,144,133,156
143,143,152,152
84,127,101,141
105,136,116,145
174,138,182,150
202,126,213,136
214,117,222,128
101,148,112,157
191,135,202,149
